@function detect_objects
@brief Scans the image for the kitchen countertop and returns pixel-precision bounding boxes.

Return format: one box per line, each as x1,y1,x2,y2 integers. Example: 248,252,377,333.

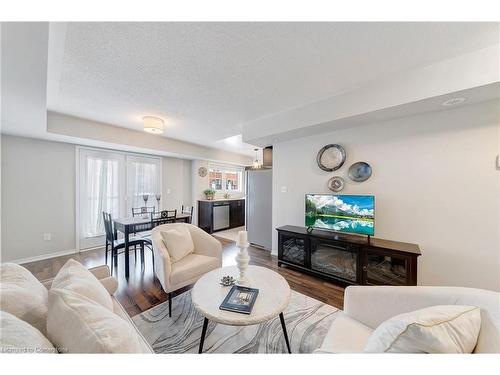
198,197,245,202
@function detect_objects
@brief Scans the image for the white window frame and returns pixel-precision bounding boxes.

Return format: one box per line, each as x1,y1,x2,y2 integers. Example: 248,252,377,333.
207,162,244,193
76,146,162,251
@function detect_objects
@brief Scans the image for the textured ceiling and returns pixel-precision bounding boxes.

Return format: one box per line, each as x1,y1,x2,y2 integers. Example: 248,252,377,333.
47,22,499,155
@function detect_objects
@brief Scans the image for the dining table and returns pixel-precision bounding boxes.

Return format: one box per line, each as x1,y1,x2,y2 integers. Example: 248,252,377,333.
113,213,191,278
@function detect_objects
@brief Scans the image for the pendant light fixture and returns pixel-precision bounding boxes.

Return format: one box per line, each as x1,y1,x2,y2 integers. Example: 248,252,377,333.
253,148,261,169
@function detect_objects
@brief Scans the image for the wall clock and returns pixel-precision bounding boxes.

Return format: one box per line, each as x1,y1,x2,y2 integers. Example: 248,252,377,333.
316,144,346,172
348,161,372,182
327,176,345,192
198,167,207,177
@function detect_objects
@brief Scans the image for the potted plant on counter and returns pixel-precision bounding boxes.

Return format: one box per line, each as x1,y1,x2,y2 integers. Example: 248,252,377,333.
203,188,216,200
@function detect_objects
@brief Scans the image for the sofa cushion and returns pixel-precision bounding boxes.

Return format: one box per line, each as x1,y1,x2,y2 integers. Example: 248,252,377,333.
51,259,113,311
161,226,194,263
364,305,481,353
47,288,151,353
0,263,48,335
319,312,373,353
0,311,56,354
170,253,220,287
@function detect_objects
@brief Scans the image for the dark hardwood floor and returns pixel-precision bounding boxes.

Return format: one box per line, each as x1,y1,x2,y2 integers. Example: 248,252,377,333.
22,236,345,317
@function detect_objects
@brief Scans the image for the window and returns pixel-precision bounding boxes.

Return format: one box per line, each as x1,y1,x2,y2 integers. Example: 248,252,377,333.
78,148,161,249
208,163,243,192
126,156,161,214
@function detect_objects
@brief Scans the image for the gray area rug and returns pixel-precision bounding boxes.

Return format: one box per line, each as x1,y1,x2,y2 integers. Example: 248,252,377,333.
133,290,339,353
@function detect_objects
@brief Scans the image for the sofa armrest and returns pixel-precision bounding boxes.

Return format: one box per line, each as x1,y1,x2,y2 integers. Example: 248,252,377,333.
344,285,489,329
40,264,113,291
88,265,111,279
99,276,119,295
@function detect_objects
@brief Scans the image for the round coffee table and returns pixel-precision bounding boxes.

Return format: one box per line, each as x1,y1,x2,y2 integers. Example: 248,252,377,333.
191,265,292,353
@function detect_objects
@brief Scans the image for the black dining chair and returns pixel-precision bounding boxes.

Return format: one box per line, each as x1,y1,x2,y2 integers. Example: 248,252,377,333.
151,209,177,227
181,205,193,223
102,212,154,276
131,206,156,217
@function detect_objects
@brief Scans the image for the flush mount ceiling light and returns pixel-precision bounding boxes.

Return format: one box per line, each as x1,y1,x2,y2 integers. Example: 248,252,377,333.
442,97,467,107
143,116,164,134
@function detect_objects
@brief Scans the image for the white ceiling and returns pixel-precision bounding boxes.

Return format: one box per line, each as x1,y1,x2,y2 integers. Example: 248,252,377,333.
47,22,499,155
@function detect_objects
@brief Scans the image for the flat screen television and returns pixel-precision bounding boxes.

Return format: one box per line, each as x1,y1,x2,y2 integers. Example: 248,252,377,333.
305,194,375,236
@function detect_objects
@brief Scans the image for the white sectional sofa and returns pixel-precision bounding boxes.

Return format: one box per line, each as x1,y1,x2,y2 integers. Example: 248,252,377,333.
318,285,500,353
0,262,153,353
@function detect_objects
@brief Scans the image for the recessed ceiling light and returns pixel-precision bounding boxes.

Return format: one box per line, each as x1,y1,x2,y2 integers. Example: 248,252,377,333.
143,116,164,134
442,97,467,107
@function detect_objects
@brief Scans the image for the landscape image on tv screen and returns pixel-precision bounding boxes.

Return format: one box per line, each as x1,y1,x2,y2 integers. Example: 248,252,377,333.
305,194,375,236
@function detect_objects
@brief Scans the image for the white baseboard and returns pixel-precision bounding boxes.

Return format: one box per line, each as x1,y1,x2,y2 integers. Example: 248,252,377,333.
9,246,100,265
9,249,78,265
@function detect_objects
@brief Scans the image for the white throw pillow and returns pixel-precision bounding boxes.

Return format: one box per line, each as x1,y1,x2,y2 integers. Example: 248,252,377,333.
161,226,195,262
0,263,48,335
47,288,150,353
0,311,56,354
364,305,481,353
51,259,113,311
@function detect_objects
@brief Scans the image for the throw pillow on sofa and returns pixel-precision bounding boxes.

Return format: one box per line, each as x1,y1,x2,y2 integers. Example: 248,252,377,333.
364,305,481,353
0,263,49,335
161,226,195,263
51,259,113,311
47,288,150,353
0,311,56,354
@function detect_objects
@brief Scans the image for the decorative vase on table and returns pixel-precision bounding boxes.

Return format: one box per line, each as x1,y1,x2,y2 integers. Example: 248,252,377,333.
142,195,149,218
235,231,251,286
155,194,161,211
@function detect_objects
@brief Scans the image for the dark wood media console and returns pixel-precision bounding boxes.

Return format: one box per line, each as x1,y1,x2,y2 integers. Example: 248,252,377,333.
277,225,421,286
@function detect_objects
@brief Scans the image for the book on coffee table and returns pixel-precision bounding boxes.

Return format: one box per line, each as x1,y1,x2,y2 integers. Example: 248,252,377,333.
219,285,259,315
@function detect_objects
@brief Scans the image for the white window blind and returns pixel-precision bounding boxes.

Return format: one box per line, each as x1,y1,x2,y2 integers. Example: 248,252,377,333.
127,156,161,213
78,148,161,249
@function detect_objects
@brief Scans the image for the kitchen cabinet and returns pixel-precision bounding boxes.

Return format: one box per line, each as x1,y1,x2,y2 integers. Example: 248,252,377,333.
198,199,245,234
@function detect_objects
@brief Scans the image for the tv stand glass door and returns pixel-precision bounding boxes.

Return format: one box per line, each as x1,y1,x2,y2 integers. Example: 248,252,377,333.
310,239,358,282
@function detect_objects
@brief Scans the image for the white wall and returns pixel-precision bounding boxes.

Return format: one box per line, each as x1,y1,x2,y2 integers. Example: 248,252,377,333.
162,157,192,211
1,135,76,262
273,100,500,291
1,135,195,262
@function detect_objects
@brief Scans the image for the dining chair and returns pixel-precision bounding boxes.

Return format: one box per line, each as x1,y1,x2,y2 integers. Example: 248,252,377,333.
181,205,193,223
151,210,177,227
138,210,177,241
131,206,156,217
102,211,155,276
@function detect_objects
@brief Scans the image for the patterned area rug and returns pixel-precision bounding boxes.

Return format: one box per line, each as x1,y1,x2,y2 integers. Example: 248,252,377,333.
133,290,339,353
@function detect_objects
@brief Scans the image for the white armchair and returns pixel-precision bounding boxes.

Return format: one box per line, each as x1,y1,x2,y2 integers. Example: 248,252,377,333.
318,286,500,353
151,223,222,317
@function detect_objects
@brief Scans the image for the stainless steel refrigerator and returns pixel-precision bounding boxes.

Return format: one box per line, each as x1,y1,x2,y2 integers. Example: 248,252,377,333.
246,168,272,250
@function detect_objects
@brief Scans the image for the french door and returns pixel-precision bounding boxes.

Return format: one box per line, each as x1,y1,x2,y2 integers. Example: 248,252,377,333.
78,148,161,250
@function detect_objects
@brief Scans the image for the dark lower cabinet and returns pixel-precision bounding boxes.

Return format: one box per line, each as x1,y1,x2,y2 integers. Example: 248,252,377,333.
229,199,245,228
198,199,245,234
277,225,421,286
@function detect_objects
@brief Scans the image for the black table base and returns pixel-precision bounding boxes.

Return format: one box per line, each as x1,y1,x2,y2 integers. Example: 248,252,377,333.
198,312,291,354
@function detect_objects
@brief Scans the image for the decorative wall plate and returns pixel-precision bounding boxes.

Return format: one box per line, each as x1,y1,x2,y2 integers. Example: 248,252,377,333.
316,144,346,172
348,162,372,182
327,176,345,192
198,166,207,177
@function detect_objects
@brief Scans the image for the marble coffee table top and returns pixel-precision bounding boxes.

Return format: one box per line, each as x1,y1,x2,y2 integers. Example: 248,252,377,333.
191,265,291,326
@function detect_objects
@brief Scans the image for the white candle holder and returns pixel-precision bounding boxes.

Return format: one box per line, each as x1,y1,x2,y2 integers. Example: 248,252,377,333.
235,238,250,287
